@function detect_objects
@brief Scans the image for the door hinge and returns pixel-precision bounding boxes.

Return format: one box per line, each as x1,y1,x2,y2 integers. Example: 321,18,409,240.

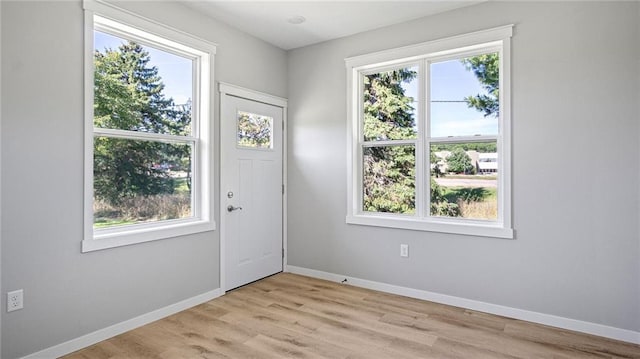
282,248,285,258
282,184,285,195
282,120,285,131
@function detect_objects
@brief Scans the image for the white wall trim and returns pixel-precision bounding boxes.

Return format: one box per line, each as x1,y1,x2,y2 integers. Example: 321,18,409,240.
20,288,223,359
286,265,640,345
0,0,3,355
83,0,218,50
344,26,513,238
345,24,512,69
219,82,288,108
82,2,217,252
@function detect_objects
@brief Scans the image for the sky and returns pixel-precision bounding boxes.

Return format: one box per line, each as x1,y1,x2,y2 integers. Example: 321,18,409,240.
402,56,498,138
94,31,193,105
95,30,496,138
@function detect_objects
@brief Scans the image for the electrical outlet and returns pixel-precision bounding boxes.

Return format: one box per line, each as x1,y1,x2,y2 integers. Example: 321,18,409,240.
400,244,409,258
7,289,24,312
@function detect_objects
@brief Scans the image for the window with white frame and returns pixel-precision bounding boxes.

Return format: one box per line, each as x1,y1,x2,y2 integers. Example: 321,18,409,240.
82,1,216,252
346,26,513,238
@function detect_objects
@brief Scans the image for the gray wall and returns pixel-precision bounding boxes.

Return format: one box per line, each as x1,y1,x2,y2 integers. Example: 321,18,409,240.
0,1,286,358
1,1,638,357
287,1,640,332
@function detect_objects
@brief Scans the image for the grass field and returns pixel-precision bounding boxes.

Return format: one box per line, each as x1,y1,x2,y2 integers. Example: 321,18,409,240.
442,186,497,220
94,175,192,228
94,193,191,228
444,174,497,181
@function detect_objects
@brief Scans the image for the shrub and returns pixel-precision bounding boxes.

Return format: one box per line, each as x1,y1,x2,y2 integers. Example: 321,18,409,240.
430,178,461,217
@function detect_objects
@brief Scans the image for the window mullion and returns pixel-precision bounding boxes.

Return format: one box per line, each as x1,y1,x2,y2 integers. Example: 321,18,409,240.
356,72,365,215
361,139,416,147
429,135,498,143
416,60,426,218
424,59,431,219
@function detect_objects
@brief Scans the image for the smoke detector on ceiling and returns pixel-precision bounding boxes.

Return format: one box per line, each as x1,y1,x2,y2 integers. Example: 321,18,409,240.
287,15,306,25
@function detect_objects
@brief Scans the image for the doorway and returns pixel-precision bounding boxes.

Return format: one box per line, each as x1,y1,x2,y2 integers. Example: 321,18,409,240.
220,83,287,291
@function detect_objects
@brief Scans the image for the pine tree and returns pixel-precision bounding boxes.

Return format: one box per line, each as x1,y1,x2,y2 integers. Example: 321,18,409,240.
362,69,417,214
93,41,191,205
462,53,500,117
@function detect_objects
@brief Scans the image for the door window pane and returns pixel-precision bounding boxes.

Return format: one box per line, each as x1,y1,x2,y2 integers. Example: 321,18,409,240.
430,141,498,220
237,111,273,149
363,145,416,214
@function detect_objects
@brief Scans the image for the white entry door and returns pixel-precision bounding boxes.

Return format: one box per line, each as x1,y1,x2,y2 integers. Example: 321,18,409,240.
221,90,284,291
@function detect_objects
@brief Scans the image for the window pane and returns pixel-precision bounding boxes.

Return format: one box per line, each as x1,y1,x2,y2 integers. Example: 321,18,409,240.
93,137,193,228
93,31,193,135
430,141,497,220
363,66,418,141
237,111,273,149
430,53,499,138
363,145,415,214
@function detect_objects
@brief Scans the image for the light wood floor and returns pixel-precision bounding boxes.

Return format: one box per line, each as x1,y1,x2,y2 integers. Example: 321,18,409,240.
63,273,640,358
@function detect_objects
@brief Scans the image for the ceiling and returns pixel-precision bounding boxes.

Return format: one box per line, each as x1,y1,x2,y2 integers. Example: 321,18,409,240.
182,1,483,50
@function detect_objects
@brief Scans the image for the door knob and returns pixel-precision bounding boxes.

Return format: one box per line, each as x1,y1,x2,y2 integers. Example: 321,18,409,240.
227,205,243,212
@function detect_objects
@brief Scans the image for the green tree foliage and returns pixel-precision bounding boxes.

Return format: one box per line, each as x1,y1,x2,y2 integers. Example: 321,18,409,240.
461,53,499,117
363,146,416,213
446,148,475,174
362,54,499,216
363,69,416,141
362,69,417,213
431,142,496,153
93,41,191,205
363,68,460,214
430,178,460,217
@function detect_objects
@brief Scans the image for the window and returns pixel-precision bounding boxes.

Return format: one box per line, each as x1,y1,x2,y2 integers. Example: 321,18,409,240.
83,1,216,252
346,26,513,238
237,111,274,149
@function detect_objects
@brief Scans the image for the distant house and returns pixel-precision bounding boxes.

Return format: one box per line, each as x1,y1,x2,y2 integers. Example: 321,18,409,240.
432,150,498,174
432,150,450,174
477,152,498,174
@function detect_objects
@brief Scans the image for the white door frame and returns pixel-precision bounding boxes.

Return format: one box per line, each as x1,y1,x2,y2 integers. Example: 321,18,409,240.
218,82,288,292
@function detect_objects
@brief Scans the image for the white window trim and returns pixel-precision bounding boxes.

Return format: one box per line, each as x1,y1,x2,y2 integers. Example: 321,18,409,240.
345,25,514,239
82,0,217,252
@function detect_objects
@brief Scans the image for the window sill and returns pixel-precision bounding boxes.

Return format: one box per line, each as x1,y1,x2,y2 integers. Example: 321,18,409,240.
82,219,216,252
346,214,513,239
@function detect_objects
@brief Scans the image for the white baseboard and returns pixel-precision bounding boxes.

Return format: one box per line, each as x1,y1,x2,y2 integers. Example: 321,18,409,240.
286,265,640,345
22,288,224,359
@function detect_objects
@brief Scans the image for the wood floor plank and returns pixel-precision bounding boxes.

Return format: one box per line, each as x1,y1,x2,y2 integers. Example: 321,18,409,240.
218,306,354,358
243,334,326,359
62,341,119,359
217,304,318,336
344,343,426,359
62,273,640,359
427,337,521,359
410,314,594,358
503,321,640,359
157,344,230,359
297,302,438,346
